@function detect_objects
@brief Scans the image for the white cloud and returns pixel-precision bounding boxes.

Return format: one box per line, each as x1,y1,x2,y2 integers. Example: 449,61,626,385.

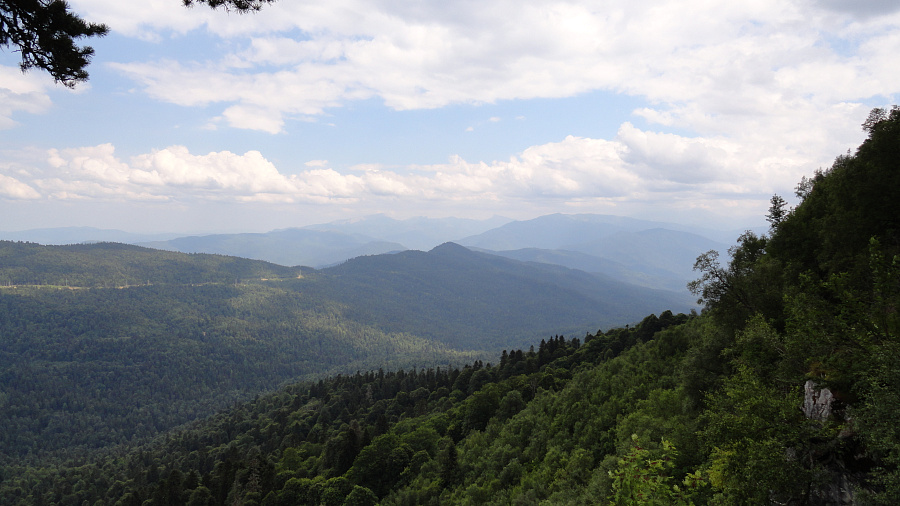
0,65,53,129
3,122,797,220
70,0,213,38
76,0,895,191
220,104,284,134
614,123,734,184
0,174,41,200
7,0,898,228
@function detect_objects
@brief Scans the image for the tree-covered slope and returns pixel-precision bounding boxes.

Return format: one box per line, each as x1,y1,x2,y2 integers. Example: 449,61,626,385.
0,311,694,506
0,241,299,287
304,242,695,351
0,238,688,465
0,245,470,463
0,280,480,464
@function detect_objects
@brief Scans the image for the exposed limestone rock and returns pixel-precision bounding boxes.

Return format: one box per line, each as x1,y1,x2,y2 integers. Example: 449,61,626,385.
803,379,834,421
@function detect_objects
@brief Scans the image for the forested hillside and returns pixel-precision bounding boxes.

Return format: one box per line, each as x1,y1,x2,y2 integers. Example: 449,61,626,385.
0,241,300,287
0,276,479,464
307,242,694,351
1,107,898,504
0,238,687,466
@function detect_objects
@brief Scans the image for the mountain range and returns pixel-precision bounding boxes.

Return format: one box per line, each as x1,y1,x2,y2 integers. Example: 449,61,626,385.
0,238,691,463
1,213,759,292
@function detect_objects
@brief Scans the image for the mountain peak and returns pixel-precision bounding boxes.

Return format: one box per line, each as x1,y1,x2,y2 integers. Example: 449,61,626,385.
428,242,473,256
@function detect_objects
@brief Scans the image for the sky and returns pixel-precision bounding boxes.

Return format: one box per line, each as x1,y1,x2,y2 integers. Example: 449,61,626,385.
1,0,899,234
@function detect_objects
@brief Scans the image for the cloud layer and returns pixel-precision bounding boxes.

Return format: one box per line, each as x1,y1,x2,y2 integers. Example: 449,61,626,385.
0,66,54,129
0,118,822,225
83,0,898,136
2,0,898,230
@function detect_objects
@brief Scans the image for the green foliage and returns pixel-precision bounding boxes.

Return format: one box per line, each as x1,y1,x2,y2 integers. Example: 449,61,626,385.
700,366,815,504
768,105,900,288
0,0,108,86
609,435,706,505
855,340,900,503
0,243,483,463
688,231,783,331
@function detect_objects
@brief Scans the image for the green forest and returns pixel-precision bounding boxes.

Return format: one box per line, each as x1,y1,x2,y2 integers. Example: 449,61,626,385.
0,226,689,466
1,106,899,504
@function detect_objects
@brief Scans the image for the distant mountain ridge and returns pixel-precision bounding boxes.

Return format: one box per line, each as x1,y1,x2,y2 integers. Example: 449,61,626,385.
3,214,758,291
302,214,513,251
139,228,407,267
458,215,731,292
0,227,182,245
306,241,695,350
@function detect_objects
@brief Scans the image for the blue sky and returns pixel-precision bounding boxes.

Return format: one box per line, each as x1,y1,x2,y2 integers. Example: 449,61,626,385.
2,0,899,234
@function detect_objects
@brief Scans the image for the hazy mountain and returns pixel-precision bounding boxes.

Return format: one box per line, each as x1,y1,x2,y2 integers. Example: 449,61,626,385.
2,214,755,279
0,227,181,245
479,246,690,292
303,214,514,250
7,106,897,506
566,228,729,286
139,228,406,267
457,215,729,292
457,214,639,251
308,242,696,351
457,213,735,250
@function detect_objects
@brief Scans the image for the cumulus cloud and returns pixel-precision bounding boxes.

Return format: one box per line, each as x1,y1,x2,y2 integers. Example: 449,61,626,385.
9,0,898,227
2,121,797,223
70,0,894,199
0,174,41,200
615,123,735,184
0,65,53,129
